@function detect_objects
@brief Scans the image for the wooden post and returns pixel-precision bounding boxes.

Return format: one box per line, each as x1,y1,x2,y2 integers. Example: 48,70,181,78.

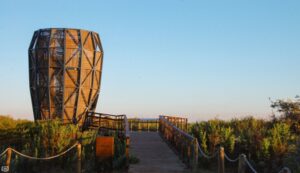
5,148,12,172
192,139,198,171
187,144,191,164
125,137,130,167
218,147,225,173
181,143,184,160
185,119,188,132
77,143,82,173
238,154,246,173
147,120,149,132
126,137,130,158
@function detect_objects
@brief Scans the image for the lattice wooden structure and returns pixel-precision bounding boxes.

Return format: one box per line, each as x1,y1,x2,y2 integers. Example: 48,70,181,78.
28,28,104,125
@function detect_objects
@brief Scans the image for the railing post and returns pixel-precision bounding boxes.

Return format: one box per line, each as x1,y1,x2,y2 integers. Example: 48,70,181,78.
130,120,132,131
126,137,130,159
185,119,188,132
238,154,246,173
187,143,191,165
77,143,82,173
147,120,149,132
192,138,198,171
5,148,12,172
218,147,225,173
138,122,141,132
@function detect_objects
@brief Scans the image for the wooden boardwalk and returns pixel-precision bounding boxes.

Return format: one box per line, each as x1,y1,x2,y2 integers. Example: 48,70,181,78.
128,131,188,173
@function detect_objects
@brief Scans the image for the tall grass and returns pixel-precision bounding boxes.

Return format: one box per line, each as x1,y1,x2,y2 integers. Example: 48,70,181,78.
189,97,300,172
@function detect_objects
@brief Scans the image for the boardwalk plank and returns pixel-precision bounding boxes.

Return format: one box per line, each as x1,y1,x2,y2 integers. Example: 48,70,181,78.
128,132,188,173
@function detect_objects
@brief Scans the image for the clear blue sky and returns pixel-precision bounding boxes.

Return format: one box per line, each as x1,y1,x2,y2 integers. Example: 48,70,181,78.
0,0,299,121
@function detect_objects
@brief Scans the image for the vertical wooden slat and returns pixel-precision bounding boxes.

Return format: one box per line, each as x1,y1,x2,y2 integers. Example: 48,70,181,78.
47,29,52,119
73,30,83,124
61,29,66,122
147,120,149,132
77,143,82,173
87,32,96,112
192,138,198,170
126,137,130,159
185,119,188,132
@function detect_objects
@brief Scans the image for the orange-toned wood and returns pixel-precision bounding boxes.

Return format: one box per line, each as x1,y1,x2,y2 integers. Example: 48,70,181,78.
126,137,130,159
29,28,104,125
96,136,114,160
5,148,12,168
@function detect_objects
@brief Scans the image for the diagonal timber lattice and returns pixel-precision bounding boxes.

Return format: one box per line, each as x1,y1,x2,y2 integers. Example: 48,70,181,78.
29,28,104,125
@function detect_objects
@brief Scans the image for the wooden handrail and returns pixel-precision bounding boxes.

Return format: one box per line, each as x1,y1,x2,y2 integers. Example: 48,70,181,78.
159,115,198,170
84,112,131,165
160,115,188,132
128,118,159,132
84,112,129,133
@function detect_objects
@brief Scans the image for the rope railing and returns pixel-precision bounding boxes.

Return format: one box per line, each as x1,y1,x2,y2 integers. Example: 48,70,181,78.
197,144,218,159
159,115,291,173
197,138,292,173
224,152,239,162
159,115,198,169
1,112,130,172
0,142,82,173
9,142,79,160
0,148,9,157
243,155,258,173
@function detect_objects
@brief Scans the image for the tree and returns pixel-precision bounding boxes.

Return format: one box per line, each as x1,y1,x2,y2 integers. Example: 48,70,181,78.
271,96,300,134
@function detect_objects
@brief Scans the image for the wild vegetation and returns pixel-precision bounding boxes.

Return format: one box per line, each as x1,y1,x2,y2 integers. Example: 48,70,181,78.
189,96,300,172
0,97,299,172
0,118,97,172
0,117,128,172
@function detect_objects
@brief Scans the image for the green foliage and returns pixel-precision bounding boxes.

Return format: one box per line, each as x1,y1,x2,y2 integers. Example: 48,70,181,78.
0,115,30,130
270,123,292,156
261,138,270,159
190,117,298,172
189,97,300,172
30,119,78,156
189,96,300,172
0,117,98,172
199,130,208,153
271,96,300,134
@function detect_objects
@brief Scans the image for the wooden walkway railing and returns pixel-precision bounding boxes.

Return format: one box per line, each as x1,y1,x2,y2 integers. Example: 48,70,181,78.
84,112,130,160
128,118,159,131
159,115,198,169
159,115,291,173
128,116,187,132
160,115,188,132
84,112,129,133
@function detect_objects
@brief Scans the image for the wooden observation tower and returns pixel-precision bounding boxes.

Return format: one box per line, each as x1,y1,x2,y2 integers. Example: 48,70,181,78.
28,28,104,125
